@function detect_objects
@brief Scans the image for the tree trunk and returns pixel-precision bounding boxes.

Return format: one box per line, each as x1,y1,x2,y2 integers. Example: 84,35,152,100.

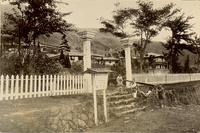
139,52,144,73
18,26,21,56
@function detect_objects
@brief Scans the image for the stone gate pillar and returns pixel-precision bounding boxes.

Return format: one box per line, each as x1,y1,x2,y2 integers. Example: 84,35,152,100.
78,31,96,71
78,31,96,93
121,38,133,87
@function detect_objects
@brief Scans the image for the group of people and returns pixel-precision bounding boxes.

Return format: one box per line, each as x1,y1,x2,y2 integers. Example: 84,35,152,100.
116,74,167,108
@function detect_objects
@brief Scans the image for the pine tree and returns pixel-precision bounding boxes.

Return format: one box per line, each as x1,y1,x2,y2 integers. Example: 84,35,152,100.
163,14,195,73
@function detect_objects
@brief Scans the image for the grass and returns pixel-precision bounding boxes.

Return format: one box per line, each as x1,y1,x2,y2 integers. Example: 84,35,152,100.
88,105,200,133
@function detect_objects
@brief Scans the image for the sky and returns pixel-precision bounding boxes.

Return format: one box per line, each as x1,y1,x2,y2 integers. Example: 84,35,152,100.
57,0,200,41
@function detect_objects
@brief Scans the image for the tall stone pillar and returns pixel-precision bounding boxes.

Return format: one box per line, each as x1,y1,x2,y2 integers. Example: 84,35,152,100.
121,38,133,87
78,31,96,93
78,31,95,71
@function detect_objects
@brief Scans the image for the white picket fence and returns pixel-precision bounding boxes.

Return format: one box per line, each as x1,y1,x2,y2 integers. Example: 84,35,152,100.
134,73,200,84
0,74,86,101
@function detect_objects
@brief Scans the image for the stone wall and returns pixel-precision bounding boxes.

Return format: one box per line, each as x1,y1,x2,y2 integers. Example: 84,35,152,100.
7,95,105,133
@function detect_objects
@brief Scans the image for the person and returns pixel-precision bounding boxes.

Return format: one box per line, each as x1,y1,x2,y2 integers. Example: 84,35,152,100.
116,74,123,92
116,74,123,86
136,87,152,99
157,85,166,108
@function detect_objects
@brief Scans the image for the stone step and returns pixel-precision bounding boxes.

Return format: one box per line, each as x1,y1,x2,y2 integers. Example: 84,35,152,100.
107,94,133,101
109,98,135,106
115,106,146,116
107,91,129,97
106,91,119,96
109,103,135,113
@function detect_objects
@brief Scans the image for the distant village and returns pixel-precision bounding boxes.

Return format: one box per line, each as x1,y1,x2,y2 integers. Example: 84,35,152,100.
1,36,169,74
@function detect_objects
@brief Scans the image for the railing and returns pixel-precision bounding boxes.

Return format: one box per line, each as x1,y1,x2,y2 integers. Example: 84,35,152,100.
0,74,86,101
134,73,200,84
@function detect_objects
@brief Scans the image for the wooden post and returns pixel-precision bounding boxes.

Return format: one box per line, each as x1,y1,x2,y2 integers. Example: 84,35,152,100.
103,89,108,122
38,75,41,97
10,75,14,100
56,75,60,96
60,75,63,95
42,75,45,97
15,75,19,100
63,75,65,94
66,75,69,95
30,75,33,98
50,75,53,96
93,88,98,125
25,75,28,98
34,75,37,97
46,75,49,96
53,75,56,96
69,75,71,94
0,75,4,100
5,75,9,100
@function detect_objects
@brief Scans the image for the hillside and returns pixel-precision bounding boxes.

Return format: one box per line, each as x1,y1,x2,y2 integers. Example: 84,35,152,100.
38,31,122,55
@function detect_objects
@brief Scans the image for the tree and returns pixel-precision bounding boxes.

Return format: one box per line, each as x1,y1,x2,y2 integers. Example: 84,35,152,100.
100,0,178,72
192,36,200,69
59,50,71,68
162,14,195,73
184,55,190,73
2,0,74,74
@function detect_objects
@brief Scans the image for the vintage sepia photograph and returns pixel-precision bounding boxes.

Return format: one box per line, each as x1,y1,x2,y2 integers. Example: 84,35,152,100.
1,0,200,132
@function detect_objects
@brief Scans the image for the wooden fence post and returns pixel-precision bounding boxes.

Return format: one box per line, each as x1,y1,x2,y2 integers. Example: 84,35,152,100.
15,75,19,100
46,75,49,96
30,75,33,98
0,75,4,100
69,75,71,94
5,75,9,100
42,75,45,97
53,75,56,96
66,75,69,95
50,75,53,96
10,75,14,100
60,75,63,95
63,75,66,95
34,75,37,97
20,75,24,99
38,75,41,97
25,75,28,98
56,75,59,96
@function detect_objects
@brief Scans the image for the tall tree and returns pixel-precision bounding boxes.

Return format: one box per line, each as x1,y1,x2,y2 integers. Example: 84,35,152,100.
100,0,178,72
162,14,195,73
2,0,74,74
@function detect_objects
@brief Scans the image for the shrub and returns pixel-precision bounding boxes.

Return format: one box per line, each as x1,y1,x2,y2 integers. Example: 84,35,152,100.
70,61,84,74
0,52,22,75
0,52,63,75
